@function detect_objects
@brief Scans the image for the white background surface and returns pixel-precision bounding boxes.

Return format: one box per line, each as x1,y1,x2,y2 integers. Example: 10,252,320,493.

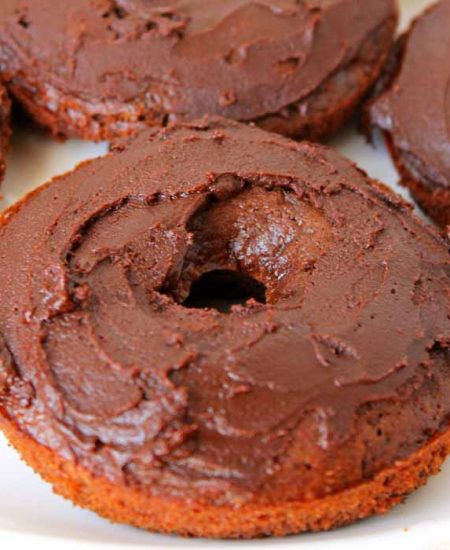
0,1,448,548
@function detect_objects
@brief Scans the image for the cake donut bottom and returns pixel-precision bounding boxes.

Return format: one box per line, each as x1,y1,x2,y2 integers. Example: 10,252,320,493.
2,405,450,538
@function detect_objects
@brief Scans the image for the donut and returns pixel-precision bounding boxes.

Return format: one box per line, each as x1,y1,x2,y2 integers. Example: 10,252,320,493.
0,83,10,182
369,0,450,228
0,118,449,539
0,0,397,141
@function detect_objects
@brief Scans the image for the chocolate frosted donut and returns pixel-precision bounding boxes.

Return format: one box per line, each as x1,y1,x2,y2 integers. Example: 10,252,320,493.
0,83,10,182
370,0,450,227
0,0,397,141
0,118,449,538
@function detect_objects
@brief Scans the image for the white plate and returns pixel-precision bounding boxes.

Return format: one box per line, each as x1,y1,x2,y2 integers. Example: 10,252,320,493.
1,1,449,548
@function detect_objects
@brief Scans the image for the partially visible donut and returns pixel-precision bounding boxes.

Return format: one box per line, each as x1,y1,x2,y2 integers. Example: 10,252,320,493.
0,83,10,182
370,0,450,228
0,0,397,141
0,118,449,539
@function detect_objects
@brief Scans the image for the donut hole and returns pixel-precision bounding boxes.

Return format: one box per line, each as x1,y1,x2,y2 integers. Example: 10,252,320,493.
182,269,266,313
160,183,334,310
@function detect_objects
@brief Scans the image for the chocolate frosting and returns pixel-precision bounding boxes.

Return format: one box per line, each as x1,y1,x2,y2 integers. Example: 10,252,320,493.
0,118,449,504
0,0,395,124
371,0,450,190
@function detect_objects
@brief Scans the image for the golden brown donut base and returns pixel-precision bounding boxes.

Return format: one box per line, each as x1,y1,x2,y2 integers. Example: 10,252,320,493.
2,19,395,142
2,412,449,539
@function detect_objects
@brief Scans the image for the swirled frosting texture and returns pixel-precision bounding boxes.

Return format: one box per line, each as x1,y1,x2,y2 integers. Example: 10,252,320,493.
371,0,450,190
0,0,395,126
0,119,449,504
